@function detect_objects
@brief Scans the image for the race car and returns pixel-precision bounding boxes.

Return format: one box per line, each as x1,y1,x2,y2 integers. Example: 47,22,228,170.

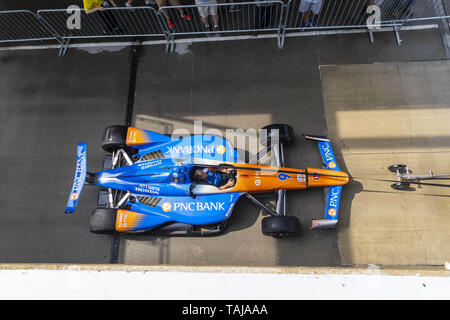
65,124,349,237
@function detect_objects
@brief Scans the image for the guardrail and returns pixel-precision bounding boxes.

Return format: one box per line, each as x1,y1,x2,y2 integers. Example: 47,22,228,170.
0,1,448,56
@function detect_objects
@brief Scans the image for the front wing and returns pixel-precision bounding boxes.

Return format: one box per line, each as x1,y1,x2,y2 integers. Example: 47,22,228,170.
304,135,344,229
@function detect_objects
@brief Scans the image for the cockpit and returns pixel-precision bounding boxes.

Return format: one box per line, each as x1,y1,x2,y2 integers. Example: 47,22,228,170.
190,165,237,190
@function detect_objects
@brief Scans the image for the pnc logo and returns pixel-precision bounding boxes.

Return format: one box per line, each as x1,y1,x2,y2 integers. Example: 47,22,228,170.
71,193,79,201
216,145,226,155
328,162,336,169
328,208,337,217
162,202,172,212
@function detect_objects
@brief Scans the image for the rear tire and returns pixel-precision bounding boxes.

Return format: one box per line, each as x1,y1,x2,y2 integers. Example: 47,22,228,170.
261,216,300,237
260,124,295,146
102,125,128,153
90,208,118,234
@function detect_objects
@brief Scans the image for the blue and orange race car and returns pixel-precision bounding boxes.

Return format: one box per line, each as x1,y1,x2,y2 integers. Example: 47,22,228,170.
66,124,348,237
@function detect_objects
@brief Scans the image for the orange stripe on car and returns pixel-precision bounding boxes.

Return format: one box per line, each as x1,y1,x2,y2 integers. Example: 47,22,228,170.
115,209,145,232
126,127,149,145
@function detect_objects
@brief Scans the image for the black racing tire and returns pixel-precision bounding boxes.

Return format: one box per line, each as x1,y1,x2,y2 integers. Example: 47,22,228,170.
102,125,128,153
261,216,300,237
90,208,118,234
388,164,407,173
391,182,410,190
260,124,295,146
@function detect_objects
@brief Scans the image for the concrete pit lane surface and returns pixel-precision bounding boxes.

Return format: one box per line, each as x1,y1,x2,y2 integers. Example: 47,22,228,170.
0,21,448,266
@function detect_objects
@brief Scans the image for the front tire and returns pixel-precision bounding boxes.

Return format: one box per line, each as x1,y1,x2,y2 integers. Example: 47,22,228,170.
260,124,295,146
261,216,300,237
102,125,128,153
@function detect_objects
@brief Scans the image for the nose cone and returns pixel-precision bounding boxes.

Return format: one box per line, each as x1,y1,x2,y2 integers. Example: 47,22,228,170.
307,168,349,187
342,172,350,185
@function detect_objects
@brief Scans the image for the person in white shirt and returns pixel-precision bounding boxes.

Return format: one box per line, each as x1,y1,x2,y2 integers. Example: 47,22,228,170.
126,0,156,6
195,0,220,35
299,0,323,28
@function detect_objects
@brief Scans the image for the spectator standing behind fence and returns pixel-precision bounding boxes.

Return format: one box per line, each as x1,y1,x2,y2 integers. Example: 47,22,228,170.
370,0,384,6
253,1,273,36
226,0,241,13
195,0,220,35
83,0,121,34
298,0,323,28
390,0,416,19
153,0,193,29
125,0,157,6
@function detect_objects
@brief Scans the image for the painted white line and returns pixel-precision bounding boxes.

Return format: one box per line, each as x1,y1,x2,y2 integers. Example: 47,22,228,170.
0,24,440,53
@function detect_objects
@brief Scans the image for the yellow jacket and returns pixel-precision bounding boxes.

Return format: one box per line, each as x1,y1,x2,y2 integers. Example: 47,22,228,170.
83,0,105,12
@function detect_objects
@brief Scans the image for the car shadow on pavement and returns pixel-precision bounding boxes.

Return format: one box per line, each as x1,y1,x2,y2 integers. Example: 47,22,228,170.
274,149,363,267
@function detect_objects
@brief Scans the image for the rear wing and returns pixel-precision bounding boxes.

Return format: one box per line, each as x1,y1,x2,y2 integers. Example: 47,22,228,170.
304,135,343,230
65,143,87,214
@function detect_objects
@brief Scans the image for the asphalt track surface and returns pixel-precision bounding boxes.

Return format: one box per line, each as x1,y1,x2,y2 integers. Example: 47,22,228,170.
0,14,446,264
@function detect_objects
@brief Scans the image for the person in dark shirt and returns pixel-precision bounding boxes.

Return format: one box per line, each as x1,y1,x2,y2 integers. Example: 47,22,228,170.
193,167,236,190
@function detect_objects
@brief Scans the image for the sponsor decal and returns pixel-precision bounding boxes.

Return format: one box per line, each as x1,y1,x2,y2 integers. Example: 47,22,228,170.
135,184,160,195
128,129,137,144
321,143,335,163
313,174,319,181
116,210,130,230
278,173,292,181
167,145,216,155
328,208,337,217
297,174,306,182
216,145,226,155
71,147,86,195
116,210,145,231
328,187,340,208
328,161,337,169
254,171,261,186
71,193,79,201
138,159,162,170
162,201,226,212
162,202,172,212
226,195,235,217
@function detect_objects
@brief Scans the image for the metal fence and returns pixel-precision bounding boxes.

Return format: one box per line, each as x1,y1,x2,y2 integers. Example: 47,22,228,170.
37,7,169,55
283,0,428,45
0,1,448,55
0,10,56,43
159,1,285,49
